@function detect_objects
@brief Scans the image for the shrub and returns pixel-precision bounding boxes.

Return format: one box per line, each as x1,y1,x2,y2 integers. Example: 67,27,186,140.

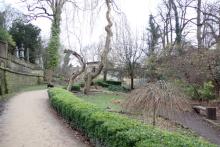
0,28,15,46
108,85,130,92
94,79,110,87
108,85,123,92
71,84,81,91
198,81,215,100
48,88,215,147
184,84,200,100
80,82,85,88
95,79,122,88
175,80,216,100
106,80,122,86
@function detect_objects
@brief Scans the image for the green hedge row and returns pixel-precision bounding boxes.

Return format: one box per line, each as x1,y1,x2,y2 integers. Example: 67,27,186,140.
63,84,81,91
71,84,81,91
108,85,130,92
94,79,110,87
48,88,215,147
95,79,122,87
106,80,122,86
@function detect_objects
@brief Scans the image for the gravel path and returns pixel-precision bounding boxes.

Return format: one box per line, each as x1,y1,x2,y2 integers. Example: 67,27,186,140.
0,90,90,147
166,112,220,145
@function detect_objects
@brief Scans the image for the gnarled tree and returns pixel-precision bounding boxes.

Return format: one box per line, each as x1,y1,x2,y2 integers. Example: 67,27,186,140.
83,0,113,94
64,49,86,91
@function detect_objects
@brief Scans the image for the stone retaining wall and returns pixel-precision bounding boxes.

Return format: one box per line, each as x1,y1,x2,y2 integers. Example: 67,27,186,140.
0,67,43,95
0,41,44,95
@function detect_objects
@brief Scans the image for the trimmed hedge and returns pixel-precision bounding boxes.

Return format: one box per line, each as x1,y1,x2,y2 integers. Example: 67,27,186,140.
63,84,81,91
95,79,110,87
48,88,216,147
71,84,81,91
106,80,122,86
108,85,130,92
95,79,122,88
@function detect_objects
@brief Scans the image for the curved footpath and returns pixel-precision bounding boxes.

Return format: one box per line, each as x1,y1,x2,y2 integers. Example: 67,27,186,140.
0,90,90,147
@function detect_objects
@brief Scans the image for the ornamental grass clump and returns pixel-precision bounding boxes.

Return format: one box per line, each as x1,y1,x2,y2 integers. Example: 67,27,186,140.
123,80,191,125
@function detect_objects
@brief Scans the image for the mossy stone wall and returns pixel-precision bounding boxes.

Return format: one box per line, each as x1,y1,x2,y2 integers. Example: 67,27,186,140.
0,67,43,95
0,41,44,95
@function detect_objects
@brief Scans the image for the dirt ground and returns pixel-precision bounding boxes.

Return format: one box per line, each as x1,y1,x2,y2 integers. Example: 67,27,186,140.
0,90,91,147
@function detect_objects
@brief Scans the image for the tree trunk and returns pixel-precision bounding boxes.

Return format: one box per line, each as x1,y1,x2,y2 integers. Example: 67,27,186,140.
130,72,134,90
153,99,156,126
103,69,107,81
67,78,73,91
216,38,220,50
170,0,182,55
84,73,92,95
46,69,53,84
45,11,61,84
64,50,86,91
214,84,220,98
83,0,113,94
83,64,104,94
197,0,202,50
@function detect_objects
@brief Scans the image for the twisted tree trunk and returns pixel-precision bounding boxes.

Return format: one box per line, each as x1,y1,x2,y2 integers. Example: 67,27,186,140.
83,0,113,94
64,49,86,91
170,0,182,55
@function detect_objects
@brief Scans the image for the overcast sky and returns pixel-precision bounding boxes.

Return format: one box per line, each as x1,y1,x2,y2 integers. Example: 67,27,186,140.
1,0,159,49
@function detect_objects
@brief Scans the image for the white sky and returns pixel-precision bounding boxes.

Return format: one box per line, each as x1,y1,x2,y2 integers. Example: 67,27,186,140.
1,0,159,50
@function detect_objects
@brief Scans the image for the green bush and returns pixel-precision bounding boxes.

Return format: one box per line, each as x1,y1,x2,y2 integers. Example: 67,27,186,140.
63,84,81,91
198,81,215,100
48,88,215,147
0,28,15,46
95,79,122,88
94,79,110,87
108,85,130,92
108,85,123,92
184,84,200,100
106,80,122,86
80,82,85,88
175,80,216,100
71,84,81,91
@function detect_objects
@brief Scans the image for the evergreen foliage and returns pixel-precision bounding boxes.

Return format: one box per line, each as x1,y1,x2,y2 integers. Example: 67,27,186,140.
48,88,215,147
0,27,15,46
9,21,42,63
46,21,60,70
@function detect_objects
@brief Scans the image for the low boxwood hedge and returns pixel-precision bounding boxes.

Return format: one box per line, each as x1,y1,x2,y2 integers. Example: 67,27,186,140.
48,88,216,147
71,84,81,91
106,80,122,86
108,85,130,92
95,79,122,88
94,79,110,87
63,84,81,91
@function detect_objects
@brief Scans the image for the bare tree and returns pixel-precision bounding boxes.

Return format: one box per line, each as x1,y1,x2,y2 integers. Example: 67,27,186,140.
113,18,143,89
83,0,113,94
64,49,86,91
197,0,202,49
157,0,196,55
202,1,220,50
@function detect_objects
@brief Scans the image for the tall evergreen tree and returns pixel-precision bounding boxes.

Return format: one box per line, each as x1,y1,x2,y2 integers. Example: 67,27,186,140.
9,21,42,63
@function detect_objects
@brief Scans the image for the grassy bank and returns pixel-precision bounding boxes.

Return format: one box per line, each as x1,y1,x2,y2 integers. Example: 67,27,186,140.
78,92,124,111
